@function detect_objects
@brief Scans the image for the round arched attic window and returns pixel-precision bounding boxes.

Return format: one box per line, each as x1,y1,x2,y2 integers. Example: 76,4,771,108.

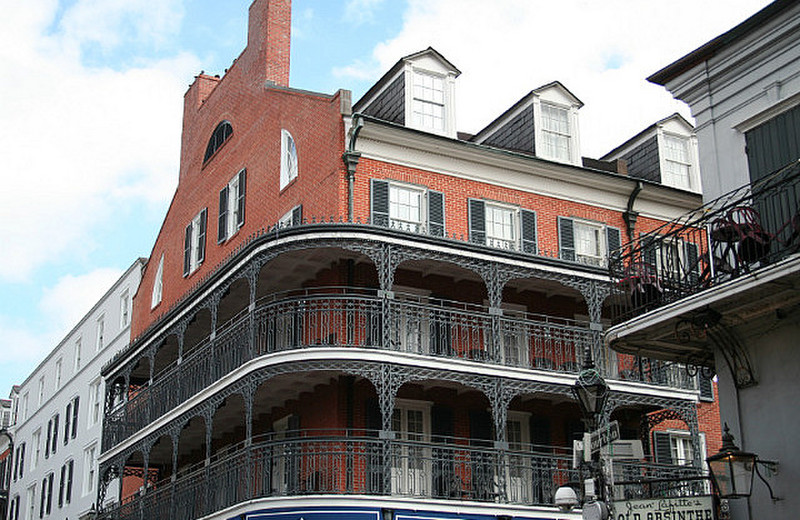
203,120,233,163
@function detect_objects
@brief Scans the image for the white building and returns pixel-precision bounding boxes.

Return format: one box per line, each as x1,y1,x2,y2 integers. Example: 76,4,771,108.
6,259,144,520
607,1,800,519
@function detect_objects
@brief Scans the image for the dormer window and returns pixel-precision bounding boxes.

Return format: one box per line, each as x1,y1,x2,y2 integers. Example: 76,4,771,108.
204,121,233,163
540,103,572,162
412,72,445,132
662,135,691,189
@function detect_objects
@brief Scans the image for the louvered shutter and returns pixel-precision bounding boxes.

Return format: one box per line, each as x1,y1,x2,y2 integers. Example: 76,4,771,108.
427,190,445,237
71,398,79,439
699,373,714,401
237,169,246,227
58,465,65,508
653,431,673,464
51,415,58,452
642,233,657,267
291,205,303,226
197,209,207,265
64,403,70,445
606,226,622,266
371,179,390,227
432,405,455,496
521,209,537,254
45,420,51,458
66,460,73,503
559,217,575,261
218,185,229,243
685,241,699,285
468,199,486,244
183,223,192,276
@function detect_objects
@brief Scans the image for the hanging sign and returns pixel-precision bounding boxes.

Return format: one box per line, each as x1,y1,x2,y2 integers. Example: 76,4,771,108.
611,495,715,520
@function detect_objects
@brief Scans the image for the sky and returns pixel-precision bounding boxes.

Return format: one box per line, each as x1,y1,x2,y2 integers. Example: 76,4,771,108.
0,0,773,396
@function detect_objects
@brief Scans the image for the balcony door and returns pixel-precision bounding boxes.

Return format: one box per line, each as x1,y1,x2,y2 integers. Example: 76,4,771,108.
394,287,432,355
391,400,431,496
505,412,532,503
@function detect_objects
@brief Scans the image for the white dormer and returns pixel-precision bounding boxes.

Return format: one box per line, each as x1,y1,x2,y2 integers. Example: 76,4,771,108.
655,115,701,192
602,113,701,193
531,82,583,166
402,49,460,138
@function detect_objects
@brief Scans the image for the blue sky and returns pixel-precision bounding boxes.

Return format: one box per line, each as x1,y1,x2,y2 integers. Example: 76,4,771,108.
0,0,772,396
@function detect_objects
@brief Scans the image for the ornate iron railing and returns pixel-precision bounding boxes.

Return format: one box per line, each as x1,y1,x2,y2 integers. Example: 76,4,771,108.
610,460,708,500
103,288,699,450
610,160,800,322
97,430,580,519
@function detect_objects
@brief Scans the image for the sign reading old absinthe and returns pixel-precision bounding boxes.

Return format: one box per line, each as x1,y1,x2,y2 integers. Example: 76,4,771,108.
612,496,715,520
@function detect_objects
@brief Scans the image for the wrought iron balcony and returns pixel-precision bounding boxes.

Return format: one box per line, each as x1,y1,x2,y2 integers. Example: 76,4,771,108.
97,429,701,520
610,160,800,322
104,288,698,451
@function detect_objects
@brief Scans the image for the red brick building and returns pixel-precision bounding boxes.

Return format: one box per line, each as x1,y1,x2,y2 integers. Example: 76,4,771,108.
99,1,719,519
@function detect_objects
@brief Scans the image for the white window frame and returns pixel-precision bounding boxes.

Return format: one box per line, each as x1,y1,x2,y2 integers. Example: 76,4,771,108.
412,71,446,133
391,399,432,495
119,288,130,328
88,380,102,428
37,377,44,407
21,393,28,421
573,219,607,266
225,173,244,239
151,254,164,309
95,314,105,352
26,484,36,520
485,202,519,250
661,133,692,190
73,339,82,373
540,102,572,163
389,183,426,232
82,444,97,496
32,429,41,470
55,359,62,390
280,129,298,190
188,212,205,275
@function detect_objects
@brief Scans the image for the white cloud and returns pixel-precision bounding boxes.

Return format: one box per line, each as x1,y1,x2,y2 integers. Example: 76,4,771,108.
0,1,199,282
340,0,772,156
40,268,125,335
344,0,386,25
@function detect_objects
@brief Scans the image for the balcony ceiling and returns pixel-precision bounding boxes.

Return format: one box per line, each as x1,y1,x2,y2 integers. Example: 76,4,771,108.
608,260,800,368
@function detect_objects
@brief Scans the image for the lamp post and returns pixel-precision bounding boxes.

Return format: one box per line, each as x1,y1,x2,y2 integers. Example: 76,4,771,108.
571,352,610,519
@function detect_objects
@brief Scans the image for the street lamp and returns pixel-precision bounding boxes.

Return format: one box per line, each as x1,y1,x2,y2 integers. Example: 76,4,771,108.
707,424,779,501
571,355,610,519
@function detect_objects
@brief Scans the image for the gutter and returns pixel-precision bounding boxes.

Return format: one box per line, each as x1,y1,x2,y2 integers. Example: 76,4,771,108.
623,181,644,245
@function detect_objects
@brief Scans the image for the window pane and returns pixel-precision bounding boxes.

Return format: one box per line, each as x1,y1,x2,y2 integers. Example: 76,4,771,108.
541,104,571,161
389,185,423,231
663,136,691,189
486,205,516,248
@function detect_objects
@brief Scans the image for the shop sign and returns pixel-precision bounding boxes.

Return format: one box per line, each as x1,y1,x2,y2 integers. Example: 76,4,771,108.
611,496,714,520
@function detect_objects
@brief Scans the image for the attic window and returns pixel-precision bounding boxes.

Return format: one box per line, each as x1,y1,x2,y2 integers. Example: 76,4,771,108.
540,103,571,162
412,72,445,132
204,121,233,163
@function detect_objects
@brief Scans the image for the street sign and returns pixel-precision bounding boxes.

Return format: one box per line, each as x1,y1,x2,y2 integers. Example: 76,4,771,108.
589,420,620,452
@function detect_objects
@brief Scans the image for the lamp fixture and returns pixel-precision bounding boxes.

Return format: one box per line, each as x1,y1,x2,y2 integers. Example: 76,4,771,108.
707,424,780,501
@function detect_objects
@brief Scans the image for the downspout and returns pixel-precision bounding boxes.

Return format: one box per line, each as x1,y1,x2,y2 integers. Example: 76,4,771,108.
342,114,364,222
623,181,644,249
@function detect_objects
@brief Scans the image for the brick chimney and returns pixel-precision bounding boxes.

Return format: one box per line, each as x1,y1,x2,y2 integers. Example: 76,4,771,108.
246,0,291,87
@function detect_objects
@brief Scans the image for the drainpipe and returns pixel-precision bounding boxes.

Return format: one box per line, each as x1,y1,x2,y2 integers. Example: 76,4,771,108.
623,181,644,247
342,114,364,222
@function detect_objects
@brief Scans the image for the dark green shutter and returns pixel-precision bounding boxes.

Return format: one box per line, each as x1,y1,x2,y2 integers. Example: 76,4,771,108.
559,217,575,261
699,374,714,401
218,185,229,243
428,190,445,237
606,226,621,266
371,179,390,227
183,223,192,276
197,209,207,264
653,431,673,464
432,405,455,497
237,169,246,227
642,233,657,267
468,199,486,244
521,209,537,254
745,104,800,184
685,241,699,285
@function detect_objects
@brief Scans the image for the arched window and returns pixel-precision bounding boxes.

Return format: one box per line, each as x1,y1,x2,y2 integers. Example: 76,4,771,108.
203,121,233,163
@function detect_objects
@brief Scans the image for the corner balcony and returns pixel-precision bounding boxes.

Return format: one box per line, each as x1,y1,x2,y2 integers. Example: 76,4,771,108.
104,284,698,451
97,429,703,520
608,160,800,368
